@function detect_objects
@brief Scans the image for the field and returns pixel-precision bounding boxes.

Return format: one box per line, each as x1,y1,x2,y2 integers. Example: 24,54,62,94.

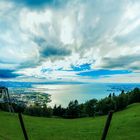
0,103,140,140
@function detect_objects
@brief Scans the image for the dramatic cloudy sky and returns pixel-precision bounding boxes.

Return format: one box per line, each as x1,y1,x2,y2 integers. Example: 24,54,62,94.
0,0,140,83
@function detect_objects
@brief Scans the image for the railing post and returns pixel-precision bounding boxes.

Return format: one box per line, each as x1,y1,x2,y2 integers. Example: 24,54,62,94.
0,87,29,140
101,111,114,140
18,113,29,140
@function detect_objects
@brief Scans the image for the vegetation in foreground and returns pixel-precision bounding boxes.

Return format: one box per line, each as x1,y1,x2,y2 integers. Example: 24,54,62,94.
0,103,140,140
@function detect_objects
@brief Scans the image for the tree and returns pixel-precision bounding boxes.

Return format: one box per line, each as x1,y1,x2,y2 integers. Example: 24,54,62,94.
66,100,80,118
24,104,53,117
85,99,97,117
115,92,128,110
53,105,65,117
128,88,140,104
108,93,112,98
96,94,116,115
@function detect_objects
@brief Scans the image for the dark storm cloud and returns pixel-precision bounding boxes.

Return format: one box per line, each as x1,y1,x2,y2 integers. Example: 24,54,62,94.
18,61,39,69
41,45,71,57
0,69,22,79
34,37,71,59
101,55,140,69
10,0,67,8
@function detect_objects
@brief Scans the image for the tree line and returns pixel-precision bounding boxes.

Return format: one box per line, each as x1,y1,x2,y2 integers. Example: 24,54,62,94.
0,87,140,118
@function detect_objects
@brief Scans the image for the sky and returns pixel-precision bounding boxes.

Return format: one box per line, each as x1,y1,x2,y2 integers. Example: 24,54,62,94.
0,0,140,83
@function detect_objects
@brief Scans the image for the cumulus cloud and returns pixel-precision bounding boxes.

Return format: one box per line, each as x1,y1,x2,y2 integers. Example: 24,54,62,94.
40,45,71,57
0,0,39,69
0,0,140,82
34,37,71,59
96,55,140,70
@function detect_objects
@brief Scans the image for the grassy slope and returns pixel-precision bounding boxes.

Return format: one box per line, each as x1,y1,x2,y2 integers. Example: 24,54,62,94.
0,103,140,140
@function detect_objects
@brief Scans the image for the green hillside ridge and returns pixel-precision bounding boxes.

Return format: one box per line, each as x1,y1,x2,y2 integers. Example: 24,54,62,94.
0,103,140,140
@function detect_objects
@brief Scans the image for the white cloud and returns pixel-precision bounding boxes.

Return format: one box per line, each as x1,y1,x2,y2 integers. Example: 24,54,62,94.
91,73,140,83
60,17,74,45
0,0,140,82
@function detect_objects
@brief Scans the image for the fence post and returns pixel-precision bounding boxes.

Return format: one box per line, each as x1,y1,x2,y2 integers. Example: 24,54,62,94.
18,113,29,140
101,111,114,140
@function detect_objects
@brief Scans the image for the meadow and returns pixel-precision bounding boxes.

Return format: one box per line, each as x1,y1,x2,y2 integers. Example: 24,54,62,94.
0,103,140,140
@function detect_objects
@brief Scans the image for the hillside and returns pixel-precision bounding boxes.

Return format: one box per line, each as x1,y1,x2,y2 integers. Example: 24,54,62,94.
0,103,140,140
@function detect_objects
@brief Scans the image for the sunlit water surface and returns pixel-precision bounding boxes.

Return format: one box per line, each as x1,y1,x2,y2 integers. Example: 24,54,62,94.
31,83,140,107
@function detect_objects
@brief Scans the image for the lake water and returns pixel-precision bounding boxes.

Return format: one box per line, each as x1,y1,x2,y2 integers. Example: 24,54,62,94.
31,83,140,107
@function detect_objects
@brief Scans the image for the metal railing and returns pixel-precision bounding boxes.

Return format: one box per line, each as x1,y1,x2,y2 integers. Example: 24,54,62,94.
0,87,29,140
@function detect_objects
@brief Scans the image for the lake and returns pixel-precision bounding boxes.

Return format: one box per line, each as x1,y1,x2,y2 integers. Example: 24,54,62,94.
1,81,140,107
31,83,140,107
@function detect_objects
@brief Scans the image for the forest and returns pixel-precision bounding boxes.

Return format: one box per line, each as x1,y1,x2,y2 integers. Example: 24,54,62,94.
0,87,140,118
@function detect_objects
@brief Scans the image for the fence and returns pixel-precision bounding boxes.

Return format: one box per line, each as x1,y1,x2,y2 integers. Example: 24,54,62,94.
0,87,113,140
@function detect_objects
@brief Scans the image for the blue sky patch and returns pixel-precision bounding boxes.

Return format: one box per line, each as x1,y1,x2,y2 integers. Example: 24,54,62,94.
77,69,132,78
71,63,91,71
0,69,21,79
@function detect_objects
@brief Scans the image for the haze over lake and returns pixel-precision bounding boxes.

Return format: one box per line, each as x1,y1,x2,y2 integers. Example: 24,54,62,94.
1,81,140,107
32,83,140,107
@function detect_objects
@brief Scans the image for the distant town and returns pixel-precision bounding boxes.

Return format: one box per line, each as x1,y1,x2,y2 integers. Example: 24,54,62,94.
9,88,51,107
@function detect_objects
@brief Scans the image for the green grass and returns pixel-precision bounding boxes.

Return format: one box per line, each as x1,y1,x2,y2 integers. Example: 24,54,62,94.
0,103,140,140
